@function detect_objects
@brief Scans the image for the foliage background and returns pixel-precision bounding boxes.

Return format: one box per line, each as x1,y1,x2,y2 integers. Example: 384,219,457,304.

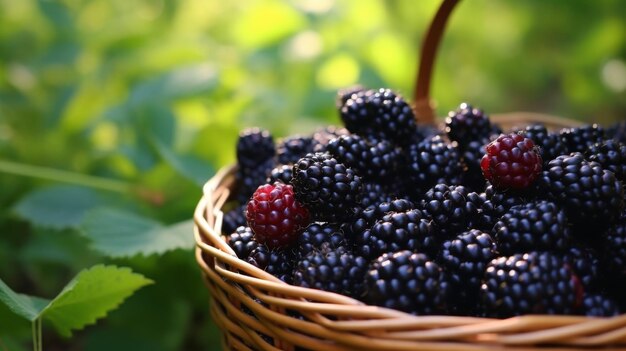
1,0,625,350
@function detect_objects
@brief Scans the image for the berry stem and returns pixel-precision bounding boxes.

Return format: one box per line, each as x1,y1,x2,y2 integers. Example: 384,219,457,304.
413,0,461,123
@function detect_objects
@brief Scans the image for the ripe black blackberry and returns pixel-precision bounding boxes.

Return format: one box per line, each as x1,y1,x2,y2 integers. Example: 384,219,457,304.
336,85,365,108
296,222,346,259
581,293,621,317
516,124,568,165
439,230,498,315
326,134,401,181
493,201,571,255
223,205,247,235
480,251,582,318
358,182,395,208
266,164,293,184
444,103,493,147
538,153,624,234
246,245,295,283
236,128,275,169
292,246,368,299
227,226,259,260
564,245,603,291
602,214,626,280
472,184,531,230
348,198,415,239
365,250,448,315
420,184,480,239
355,209,435,260
340,88,417,145
311,126,349,152
405,136,464,197
276,135,314,165
292,152,363,222
560,124,605,154
461,138,491,191
607,121,626,144
236,158,276,204
585,140,626,182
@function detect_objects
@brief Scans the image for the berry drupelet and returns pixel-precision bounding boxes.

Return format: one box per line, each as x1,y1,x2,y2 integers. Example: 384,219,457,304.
560,124,605,154
538,153,624,233
276,135,314,165
480,251,582,318
311,126,350,153
245,183,310,248
222,205,247,236
296,222,346,259
365,250,448,315
493,201,571,255
340,88,418,145
267,164,293,184
439,230,498,315
405,135,464,197
581,293,621,317
480,133,542,191
292,152,363,222
444,103,493,147
564,245,603,291
326,134,401,181
246,245,296,283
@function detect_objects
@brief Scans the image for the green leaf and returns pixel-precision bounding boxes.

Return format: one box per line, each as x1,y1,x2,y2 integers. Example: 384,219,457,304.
40,265,153,337
0,279,50,321
153,138,213,187
80,208,195,258
13,186,103,229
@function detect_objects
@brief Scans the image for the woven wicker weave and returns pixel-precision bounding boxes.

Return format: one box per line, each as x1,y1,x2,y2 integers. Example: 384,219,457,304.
194,0,626,349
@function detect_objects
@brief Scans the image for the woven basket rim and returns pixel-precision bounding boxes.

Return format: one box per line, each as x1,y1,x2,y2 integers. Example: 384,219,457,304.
194,113,625,350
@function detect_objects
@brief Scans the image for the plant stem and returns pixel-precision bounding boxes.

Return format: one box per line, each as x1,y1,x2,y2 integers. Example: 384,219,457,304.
0,160,132,193
31,321,37,351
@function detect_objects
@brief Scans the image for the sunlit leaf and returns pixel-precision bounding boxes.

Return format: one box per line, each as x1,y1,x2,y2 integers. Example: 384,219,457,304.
40,265,153,337
0,279,49,321
80,208,195,257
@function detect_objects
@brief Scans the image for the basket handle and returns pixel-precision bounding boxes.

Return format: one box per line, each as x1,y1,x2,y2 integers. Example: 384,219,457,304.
413,0,461,124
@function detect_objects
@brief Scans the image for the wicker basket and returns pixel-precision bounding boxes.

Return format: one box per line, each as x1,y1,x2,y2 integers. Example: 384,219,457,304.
194,1,626,349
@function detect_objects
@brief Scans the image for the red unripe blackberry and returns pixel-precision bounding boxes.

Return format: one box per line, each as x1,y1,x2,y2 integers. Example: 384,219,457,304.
246,183,310,248
480,133,542,190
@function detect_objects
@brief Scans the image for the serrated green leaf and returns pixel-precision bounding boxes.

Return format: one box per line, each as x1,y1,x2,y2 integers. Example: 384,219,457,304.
40,265,152,337
80,208,195,258
0,279,50,321
13,186,103,229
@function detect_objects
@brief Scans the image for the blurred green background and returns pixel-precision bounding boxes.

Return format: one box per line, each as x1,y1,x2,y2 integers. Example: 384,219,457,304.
1,0,625,350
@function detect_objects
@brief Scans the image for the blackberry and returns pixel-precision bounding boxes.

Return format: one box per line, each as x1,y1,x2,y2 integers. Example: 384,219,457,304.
585,139,626,182
560,124,605,154
603,214,626,279
355,209,436,260
538,153,624,233
236,158,276,204
516,124,568,165
227,226,259,260
564,245,603,291
348,199,415,239
326,134,401,181
480,133,542,191
359,182,395,208
266,164,293,184
311,126,349,153
480,252,582,318
246,245,295,283
439,230,498,315
340,88,417,145
223,205,247,235
296,222,346,259
236,128,275,169
444,103,493,147
292,246,368,298
461,138,491,191
292,152,363,222
607,121,626,144
420,184,480,239
365,250,448,315
276,136,314,165
473,185,531,230
581,293,621,317
336,85,365,108
493,201,571,255
405,136,464,196
245,183,310,248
